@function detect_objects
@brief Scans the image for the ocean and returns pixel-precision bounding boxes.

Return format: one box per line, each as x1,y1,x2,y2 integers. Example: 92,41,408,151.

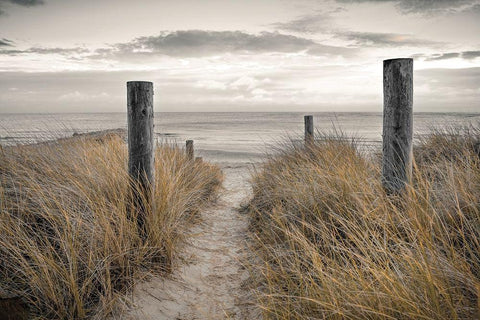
1,112,479,164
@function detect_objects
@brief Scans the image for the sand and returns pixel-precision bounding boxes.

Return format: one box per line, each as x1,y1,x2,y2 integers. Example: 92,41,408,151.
122,164,260,320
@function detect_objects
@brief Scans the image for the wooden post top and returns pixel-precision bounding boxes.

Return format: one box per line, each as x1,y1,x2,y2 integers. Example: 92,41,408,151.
383,58,413,63
127,81,153,85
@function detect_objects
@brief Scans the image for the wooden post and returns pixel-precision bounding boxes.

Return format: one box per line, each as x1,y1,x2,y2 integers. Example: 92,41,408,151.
382,58,413,193
127,81,154,239
186,140,194,161
304,115,314,146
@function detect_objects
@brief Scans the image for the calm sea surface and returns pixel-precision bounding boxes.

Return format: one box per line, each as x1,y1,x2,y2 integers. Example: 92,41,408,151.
1,112,479,164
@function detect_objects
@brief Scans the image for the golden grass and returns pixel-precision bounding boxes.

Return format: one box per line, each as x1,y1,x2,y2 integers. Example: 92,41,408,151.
246,128,479,319
0,133,222,319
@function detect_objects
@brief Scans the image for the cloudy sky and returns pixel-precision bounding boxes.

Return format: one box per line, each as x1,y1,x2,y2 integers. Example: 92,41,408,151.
0,0,479,113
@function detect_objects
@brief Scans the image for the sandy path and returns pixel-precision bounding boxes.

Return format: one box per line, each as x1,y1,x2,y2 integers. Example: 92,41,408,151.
122,165,259,320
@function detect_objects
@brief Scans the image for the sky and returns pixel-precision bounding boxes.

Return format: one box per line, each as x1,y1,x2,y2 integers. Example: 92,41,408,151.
0,0,479,113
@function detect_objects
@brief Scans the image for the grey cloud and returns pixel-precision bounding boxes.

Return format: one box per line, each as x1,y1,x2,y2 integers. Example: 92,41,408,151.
0,0,44,17
25,47,88,55
425,52,460,61
271,12,331,34
0,46,88,55
272,13,443,48
98,30,354,58
306,43,357,57
0,0,44,6
462,50,480,59
410,53,426,59
412,50,480,61
395,0,477,13
337,0,479,14
0,38,13,46
338,31,441,47
112,30,314,56
0,30,354,59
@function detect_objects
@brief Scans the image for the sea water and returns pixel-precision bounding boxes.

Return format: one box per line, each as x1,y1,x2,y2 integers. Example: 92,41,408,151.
1,112,479,164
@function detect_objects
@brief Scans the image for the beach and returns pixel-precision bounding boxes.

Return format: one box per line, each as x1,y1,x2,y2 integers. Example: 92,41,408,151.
1,113,479,319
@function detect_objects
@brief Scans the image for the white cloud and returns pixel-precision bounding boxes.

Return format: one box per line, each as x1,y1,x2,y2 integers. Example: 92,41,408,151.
57,91,110,102
230,76,258,90
251,88,269,96
194,80,227,90
229,76,272,90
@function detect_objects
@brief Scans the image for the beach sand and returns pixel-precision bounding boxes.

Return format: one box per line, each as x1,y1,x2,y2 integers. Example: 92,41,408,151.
121,164,260,320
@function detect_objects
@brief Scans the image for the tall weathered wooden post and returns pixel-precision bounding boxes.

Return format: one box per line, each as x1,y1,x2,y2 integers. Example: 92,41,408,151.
127,81,154,239
304,115,314,146
382,58,413,193
186,140,194,161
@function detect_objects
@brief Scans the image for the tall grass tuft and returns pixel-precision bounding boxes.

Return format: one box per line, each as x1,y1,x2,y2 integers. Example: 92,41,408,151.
0,133,222,319
246,128,479,319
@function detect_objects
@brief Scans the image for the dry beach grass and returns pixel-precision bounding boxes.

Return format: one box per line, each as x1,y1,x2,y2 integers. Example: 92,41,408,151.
246,127,480,319
1,125,479,320
0,132,222,319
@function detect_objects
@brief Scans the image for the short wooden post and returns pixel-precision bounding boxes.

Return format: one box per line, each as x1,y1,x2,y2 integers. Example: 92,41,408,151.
382,58,413,193
127,81,154,239
304,115,314,146
186,140,194,161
